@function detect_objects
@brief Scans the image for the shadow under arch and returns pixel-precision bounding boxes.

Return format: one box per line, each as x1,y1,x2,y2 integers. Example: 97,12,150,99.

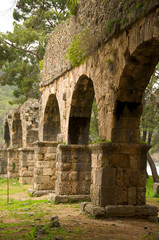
4,121,10,147
43,94,61,141
68,74,95,144
12,112,23,148
112,39,159,143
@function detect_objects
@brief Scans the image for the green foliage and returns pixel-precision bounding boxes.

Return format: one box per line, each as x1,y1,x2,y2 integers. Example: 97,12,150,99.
89,137,111,144
146,176,159,198
67,0,80,15
106,58,112,64
89,98,99,141
106,18,120,34
140,63,159,152
0,0,69,103
68,29,88,67
38,60,43,71
136,2,144,9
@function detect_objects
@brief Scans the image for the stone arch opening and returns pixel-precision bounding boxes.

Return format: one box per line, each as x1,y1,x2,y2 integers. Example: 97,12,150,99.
12,112,23,148
68,75,95,144
4,121,10,147
112,39,159,144
43,94,61,141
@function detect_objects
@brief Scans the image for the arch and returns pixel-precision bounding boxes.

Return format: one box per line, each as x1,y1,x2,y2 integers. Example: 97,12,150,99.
12,112,23,148
112,39,159,143
4,121,10,147
43,94,61,141
68,75,95,144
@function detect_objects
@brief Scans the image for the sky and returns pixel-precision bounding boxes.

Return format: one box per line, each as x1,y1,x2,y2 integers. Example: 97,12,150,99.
0,0,15,33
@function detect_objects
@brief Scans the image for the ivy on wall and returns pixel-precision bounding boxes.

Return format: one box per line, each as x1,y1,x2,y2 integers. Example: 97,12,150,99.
68,29,89,67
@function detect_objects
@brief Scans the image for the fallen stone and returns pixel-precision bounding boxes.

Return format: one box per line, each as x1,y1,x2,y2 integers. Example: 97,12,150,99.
50,215,60,228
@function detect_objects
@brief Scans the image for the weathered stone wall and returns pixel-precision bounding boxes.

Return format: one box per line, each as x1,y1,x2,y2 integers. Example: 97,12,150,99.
0,149,7,175
19,148,35,184
40,9,159,144
7,149,19,178
3,99,39,149
55,145,91,195
90,143,149,207
33,142,57,191
0,99,39,181
20,99,39,148
41,0,159,86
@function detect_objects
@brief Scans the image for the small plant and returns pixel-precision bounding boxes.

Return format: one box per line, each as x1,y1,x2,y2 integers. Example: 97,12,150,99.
140,140,148,145
106,58,112,65
89,137,111,144
68,29,88,67
136,2,143,9
67,0,80,15
106,18,120,34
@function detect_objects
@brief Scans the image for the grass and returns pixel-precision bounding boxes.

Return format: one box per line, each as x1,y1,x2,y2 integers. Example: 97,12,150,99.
146,176,159,198
0,178,85,240
0,177,158,239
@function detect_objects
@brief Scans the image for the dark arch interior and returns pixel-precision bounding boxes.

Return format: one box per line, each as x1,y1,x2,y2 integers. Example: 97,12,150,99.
68,75,95,144
4,121,10,147
12,113,23,148
43,94,61,141
112,40,159,143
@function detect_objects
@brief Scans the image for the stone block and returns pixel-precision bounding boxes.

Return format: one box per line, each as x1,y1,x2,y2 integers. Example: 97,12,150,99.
114,186,127,205
128,187,136,205
69,172,78,181
37,153,45,161
106,205,136,217
46,147,57,154
84,203,105,218
135,205,158,216
111,154,130,168
45,153,56,161
95,167,116,187
137,187,146,205
60,163,71,171
116,169,124,187
99,187,116,207
43,168,52,176
21,171,33,177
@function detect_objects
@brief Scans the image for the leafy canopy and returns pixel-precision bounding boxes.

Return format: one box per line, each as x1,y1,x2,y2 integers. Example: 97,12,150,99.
0,0,80,103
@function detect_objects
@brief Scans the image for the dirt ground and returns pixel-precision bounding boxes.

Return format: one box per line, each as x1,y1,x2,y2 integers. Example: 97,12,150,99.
0,189,159,240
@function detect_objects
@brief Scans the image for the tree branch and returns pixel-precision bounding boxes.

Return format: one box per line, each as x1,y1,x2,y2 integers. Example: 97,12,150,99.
4,40,40,61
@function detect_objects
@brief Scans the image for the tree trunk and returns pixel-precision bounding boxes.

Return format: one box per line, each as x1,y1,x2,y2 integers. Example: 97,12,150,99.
148,132,153,145
147,152,159,182
142,131,147,142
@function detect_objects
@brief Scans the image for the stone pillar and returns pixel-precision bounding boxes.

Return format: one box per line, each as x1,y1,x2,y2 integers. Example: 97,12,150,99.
81,143,158,220
7,148,19,178
29,141,57,196
0,149,8,176
50,145,91,203
19,148,34,184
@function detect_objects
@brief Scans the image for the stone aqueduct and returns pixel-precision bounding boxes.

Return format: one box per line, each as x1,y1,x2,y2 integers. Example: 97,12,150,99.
0,0,159,219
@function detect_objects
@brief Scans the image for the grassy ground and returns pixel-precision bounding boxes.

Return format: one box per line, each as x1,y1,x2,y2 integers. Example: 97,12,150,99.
0,177,159,240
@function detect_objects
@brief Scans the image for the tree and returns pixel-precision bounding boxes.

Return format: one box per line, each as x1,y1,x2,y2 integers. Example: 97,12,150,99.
0,0,80,103
140,63,159,151
140,63,159,181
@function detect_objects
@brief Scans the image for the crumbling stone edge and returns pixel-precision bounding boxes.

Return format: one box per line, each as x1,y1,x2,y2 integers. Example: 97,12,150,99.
80,203,158,222
49,193,90,204
28,189,55,197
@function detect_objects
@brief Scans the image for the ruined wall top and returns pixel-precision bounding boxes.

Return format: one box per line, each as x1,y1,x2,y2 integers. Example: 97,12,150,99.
41,0,159,87
3,98,39,148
